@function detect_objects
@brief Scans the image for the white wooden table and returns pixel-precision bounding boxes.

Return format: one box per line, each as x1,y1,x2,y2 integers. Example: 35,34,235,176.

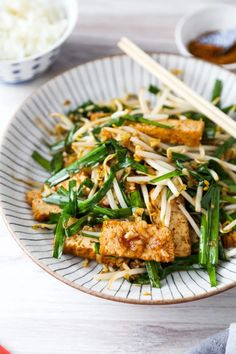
1,1,236,353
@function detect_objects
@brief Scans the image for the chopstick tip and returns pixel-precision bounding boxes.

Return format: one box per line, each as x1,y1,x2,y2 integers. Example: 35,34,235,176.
117,36,131,48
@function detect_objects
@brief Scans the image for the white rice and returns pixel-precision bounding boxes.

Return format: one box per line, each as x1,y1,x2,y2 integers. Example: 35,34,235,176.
0,0,68,60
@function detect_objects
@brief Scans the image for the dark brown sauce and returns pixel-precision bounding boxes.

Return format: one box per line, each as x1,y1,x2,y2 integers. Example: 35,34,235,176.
188,32,236,65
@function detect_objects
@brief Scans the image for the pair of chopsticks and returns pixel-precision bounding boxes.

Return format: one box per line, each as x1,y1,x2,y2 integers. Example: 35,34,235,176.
117,37,236,139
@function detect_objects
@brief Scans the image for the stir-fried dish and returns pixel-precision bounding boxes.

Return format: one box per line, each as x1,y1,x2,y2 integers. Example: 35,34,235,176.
27,78,236,288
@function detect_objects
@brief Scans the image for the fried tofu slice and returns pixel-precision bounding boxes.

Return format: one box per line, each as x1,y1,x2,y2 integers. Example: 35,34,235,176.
26,189,61,222
26,189,41,205
222,231,236,248
131,119,204,147
27,171,89,223
31,197,61,222
169,207,191,257
64,234,97,259
189,227,199,247
100,220,174,262
63,234,129,268
152,197,191,257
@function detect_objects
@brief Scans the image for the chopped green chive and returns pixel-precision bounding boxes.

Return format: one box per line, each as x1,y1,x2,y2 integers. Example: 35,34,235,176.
47,144,108,186
150,170,181,183
214,137,236,158
145,261,161,288
148,84,160,95
53,211,70,258
32,151,51,172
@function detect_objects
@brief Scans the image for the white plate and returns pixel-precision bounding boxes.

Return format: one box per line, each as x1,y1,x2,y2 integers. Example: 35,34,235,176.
1,54,236,304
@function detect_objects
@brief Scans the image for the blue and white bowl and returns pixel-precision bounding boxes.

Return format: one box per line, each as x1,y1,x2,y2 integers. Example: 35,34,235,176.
0,0,78,84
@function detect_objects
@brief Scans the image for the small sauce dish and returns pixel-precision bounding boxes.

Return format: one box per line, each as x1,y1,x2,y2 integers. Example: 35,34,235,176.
175,5,236,70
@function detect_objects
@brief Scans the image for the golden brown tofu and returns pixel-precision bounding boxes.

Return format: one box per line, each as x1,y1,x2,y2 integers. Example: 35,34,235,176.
131,119,204,147
169,208,191,257
189,227,199,247
63,234,129,267
152,197,191,257
26,189,61,222
100,220,174,262
31,197,61,222
26,189,41,206
64,234,97,259
222,231,236,248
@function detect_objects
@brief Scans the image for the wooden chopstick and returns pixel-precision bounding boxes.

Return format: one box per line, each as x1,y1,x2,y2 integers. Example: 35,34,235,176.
117,37,236,138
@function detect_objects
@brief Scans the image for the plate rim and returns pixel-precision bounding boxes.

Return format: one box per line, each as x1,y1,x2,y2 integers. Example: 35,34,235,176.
1,52,236,305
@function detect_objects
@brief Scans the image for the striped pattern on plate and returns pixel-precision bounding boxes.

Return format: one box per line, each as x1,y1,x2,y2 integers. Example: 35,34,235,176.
1,54,236,304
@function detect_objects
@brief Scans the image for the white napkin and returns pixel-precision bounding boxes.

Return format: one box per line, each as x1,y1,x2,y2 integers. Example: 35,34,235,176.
226,323,236,354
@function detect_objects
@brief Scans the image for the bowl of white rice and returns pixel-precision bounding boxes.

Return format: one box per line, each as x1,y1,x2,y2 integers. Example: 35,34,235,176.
0,0,78,83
